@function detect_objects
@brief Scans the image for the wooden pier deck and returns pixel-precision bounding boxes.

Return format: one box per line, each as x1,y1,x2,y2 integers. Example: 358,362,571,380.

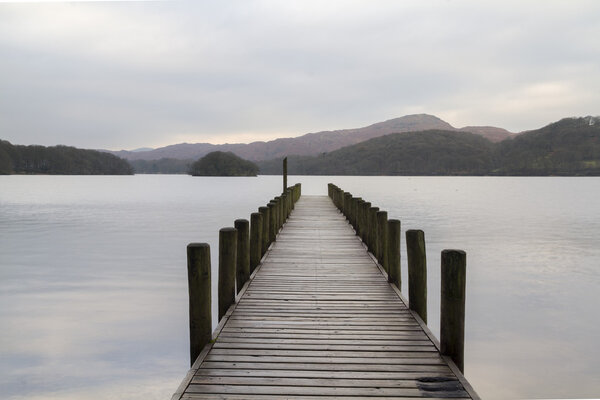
174,195,478,399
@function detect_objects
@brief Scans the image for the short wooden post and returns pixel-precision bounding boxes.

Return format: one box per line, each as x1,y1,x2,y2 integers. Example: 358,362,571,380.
267,202,277,243
344,193,352,220
272,198,280,231
387,219,401,288
441,249,467,373
353,197,362,232
187,243,211,367
288,188,294,211
281,193,288,223
250,213,262,273
406,229,427,323
368,206,379,254
234,219,249,294
361,201,371,243
377,211,388,272
279,195,285,226
218,227,237,321
258,206,270,255
356,199,365,237
348,196,355,227
283,157,287,193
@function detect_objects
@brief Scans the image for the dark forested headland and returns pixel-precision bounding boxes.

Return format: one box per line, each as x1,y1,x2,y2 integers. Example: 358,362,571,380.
257,117,600,176
188,151,259,176
0,140,133,175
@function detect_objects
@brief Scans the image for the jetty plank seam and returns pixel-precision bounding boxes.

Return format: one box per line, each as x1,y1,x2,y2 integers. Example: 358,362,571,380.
175,196,477,399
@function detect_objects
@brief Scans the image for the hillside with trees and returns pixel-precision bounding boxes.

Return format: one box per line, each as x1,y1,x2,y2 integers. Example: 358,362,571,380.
188,151,258,176
129,158,193,174
257,130,495,175
0,140,133,175
257,117,600,176
495,117,600,175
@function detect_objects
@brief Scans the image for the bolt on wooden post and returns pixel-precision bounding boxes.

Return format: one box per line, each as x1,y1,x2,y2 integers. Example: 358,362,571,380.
187,243,211,367
234,219,249,294
440,249,467,373
406,229,427,323
218,227,237,320
387,219,401,288
250,213,262,274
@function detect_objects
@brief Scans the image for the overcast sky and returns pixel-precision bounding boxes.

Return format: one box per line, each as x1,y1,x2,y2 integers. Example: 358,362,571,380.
1,0,599,150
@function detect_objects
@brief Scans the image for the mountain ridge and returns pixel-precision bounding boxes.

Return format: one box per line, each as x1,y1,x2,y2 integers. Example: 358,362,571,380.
256,117,600,176
105,114,514,161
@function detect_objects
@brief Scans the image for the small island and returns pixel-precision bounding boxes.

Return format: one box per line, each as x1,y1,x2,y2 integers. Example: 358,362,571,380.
188,151,258,176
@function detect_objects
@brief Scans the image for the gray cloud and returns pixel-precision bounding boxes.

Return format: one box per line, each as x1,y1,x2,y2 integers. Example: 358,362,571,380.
1,0,599,150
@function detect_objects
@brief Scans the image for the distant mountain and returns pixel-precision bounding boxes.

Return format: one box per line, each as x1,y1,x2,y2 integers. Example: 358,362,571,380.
256,116,600,176
257,130,495,175
106,114,513,162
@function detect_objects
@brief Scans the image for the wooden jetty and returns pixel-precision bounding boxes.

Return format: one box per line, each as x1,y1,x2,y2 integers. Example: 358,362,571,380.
173,187,479,399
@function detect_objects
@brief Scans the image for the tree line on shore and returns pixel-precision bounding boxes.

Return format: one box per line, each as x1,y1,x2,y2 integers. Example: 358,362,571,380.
0,140,133,175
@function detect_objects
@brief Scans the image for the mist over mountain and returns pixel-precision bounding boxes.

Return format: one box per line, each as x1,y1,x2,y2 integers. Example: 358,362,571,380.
106,114,513,162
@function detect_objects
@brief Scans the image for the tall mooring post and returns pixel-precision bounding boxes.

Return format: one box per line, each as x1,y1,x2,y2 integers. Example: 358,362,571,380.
283,157,288,193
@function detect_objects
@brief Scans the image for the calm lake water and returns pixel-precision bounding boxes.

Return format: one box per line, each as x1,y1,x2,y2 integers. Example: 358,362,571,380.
1,175,599,399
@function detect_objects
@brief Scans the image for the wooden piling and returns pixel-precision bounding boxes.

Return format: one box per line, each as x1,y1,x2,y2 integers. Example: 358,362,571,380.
344,193,352,221
267,202,277,243
186,243,211,367
356,199,365,237
368,206,379,254
283,157,287,193
249,213,262,273
377,211,388,272
387,219,401,288
281,193,288,222
258,206,270,255
353,197,362,232
441,249,467,373
218,227,237,321
279,195,285,226
234,219,249,294
361,202,371,243
406,229,427,323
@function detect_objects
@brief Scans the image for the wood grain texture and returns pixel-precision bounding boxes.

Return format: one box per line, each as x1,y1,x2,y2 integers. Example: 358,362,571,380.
176,196,476,399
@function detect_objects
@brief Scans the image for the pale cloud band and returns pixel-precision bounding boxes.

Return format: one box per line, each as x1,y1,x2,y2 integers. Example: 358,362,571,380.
0,0,598,150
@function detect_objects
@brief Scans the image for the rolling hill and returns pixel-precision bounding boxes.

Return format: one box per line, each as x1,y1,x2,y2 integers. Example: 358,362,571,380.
106,114,513,162
257,117,600,176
